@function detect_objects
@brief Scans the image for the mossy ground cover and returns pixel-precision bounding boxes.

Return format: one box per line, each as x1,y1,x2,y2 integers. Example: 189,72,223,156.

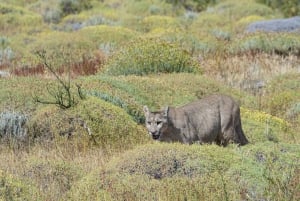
0,0,300,200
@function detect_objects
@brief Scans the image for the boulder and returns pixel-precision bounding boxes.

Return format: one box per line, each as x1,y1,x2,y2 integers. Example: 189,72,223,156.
246,16,300,33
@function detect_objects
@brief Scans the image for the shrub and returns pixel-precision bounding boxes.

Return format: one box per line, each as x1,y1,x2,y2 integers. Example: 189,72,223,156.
26,39,104,77
257,0,300,17
0,36,14,65
0,170,41,200
236,15,265,26
28,97,150,151
81,73,255,124
165,0,217,12
189,0,275,38
23,159,83,200
0,4,43,33
140,15,181,32
241,107,294,143
59,0,92,16
105,38,200,76
77,25,139,49
262,73,300,119
213,0,274,20
84,142,300,201
29,0,62,23
0,111,28,145
123,0,177,16
33,50,87,109
89,91,145,124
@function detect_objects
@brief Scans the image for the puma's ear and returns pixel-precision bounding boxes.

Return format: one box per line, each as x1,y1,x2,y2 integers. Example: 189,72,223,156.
163,106,169,118
143,105,149,115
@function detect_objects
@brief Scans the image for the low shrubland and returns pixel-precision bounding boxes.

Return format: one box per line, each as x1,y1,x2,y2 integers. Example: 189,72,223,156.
0,169,41,200
27,97,149,152
104,38,200,75
67,142,299,201
0,0,299,200
0,3,43,35
257,0,300,17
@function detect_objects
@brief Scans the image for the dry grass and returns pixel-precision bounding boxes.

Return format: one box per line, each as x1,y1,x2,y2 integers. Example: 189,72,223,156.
0,143,109,201
201,52,300,92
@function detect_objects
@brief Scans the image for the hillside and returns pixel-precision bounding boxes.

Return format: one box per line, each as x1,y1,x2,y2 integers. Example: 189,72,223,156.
0,0,299,200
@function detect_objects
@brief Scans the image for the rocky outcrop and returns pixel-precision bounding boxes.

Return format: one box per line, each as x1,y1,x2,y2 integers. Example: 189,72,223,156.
246,16,300,33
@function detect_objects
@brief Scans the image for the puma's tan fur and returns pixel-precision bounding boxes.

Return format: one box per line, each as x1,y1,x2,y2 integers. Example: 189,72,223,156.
143,94,248,146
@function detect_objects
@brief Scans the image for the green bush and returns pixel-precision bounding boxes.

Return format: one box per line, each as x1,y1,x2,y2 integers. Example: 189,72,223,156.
29,0,62,23
0,170,41,200
0,3,43,33
22,159,83,201
28,97,150,151
77,25,139,50
140,15,181,32
73,142,300,201
123,0,178,16
241,107,295,143
165,0,217,12
59,0,92,16
104,39,200,76
257,0,300,17
81,73,256,125
260,74,300,137
213,0,274,20
0,77,49,112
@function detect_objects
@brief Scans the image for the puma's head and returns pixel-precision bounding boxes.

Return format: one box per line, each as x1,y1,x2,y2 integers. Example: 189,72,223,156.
143,106,169,140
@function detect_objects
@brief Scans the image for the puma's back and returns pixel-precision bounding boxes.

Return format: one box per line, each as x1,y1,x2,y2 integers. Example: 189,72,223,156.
143,94,248,146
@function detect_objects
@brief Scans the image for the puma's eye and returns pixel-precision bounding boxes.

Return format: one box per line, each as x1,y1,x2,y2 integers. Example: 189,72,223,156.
156,121,162,125
147,121,152,125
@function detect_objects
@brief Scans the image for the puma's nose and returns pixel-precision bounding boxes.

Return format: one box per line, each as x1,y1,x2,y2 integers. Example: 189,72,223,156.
150,132,160,140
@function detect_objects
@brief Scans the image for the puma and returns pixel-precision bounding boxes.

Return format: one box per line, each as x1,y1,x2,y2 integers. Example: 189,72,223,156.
143,94,248,146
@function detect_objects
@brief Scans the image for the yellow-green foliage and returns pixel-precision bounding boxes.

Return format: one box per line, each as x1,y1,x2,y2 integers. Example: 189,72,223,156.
191,0,275,36
68,142,300,201
109,73,254,108
0,170,40,200
236,15,265,26
104,38,200,75
81,73,255,124
241,107,296,143
21,159,83,201
28,97,149,151
67,170,113,201
31,31,92,52
61,13,90,24
192,13,226,32
25,26,138,66
0,0,38,6
0,4,43,34
141,15,181,32
262,74,300,118
0,77,49,111
73,97,149,149
123,0,179,16
77,25,139,46
241,107,290,131
213,0,274,20
257,0,300,17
